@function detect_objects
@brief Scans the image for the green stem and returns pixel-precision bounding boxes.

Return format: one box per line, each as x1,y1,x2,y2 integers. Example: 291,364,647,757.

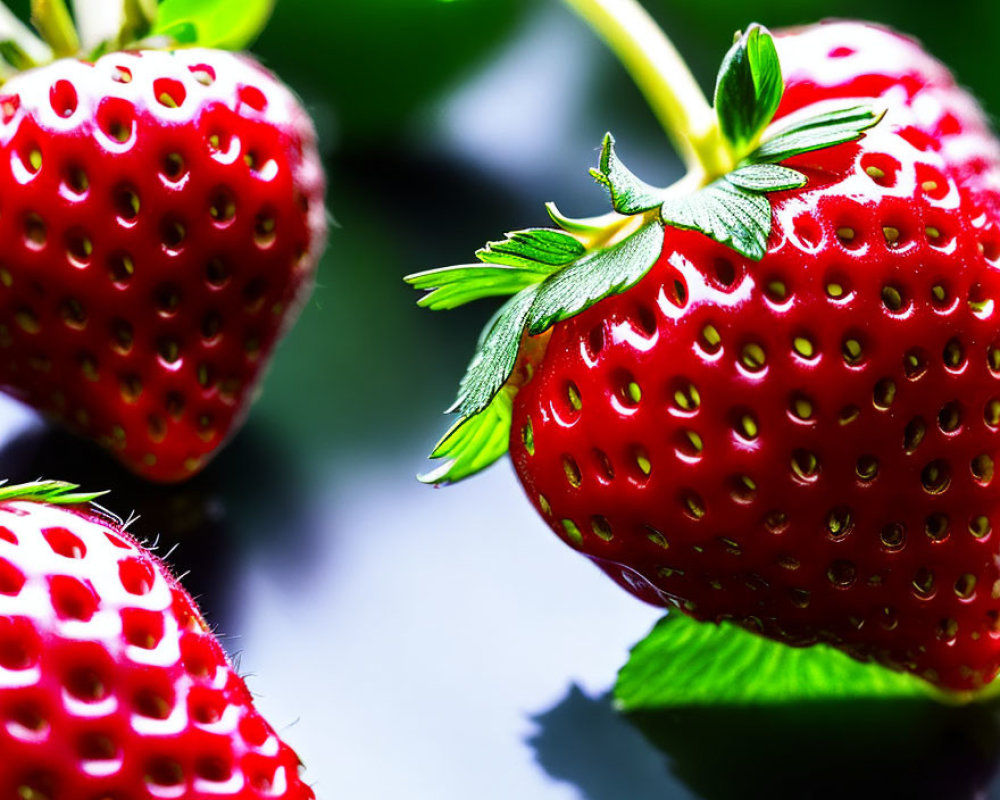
31,0,80,58
562,0,730,181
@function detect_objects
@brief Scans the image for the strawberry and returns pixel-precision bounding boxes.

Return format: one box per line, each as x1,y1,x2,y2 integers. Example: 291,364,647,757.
0,2,325,482
409,7,1000,695
773,21,1000,205
0,480,313,798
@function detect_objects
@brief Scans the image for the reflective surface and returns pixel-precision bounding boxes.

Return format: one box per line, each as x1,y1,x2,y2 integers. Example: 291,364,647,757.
4,0,1000,796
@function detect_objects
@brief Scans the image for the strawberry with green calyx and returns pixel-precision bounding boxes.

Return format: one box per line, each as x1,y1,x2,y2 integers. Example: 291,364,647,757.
0,0,325,482
0,480,315,797
410,0,1000,696
407,18,880,483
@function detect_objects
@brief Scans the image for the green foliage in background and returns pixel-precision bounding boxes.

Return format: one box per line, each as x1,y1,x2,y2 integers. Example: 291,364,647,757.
254,0,530,141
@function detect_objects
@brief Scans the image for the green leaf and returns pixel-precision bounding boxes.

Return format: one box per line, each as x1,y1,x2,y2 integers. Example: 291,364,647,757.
452,285,540,418
405,264,547,311
726,162,805,192
419,386,515,485
590,133,668,215
714,23,783,156
152,0,273,49
0,480,108,506
404,227,579,311
615,613,930,711
527,221,664,333
477,228,584,269
753,106,884,163
767,104,884,138
661,176,772,260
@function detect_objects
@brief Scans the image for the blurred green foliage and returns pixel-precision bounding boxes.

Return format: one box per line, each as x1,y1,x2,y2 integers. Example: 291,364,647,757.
254,0,530,142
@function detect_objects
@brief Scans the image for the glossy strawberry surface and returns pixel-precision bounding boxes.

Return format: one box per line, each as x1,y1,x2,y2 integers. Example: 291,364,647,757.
509,24,1000,692
0,495,313,798
0,48,325,482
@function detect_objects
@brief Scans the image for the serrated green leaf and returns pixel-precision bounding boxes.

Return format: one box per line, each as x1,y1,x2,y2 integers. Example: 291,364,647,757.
714,23,782,156
661,176,771,260
590,133,667,215
727,163,805,192
453,285,539,418
753,107,883,163
615,613,929,711
477,228,584,269
526,221,664,333
152,0,273,49
405,264,547,311
405,227,578,310
419,386,515,485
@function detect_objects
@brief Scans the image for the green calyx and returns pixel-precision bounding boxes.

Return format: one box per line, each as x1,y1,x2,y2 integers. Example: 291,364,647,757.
409,21,882,485
0,0,273,78
0,480,107,506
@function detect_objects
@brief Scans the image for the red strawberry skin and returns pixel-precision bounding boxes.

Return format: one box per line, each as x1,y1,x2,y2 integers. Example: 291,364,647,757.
0,494,314,798
508,25,1000,692
0,48,325,482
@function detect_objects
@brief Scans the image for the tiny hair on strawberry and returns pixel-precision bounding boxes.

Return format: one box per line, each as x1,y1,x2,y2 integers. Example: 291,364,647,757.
0,0,326,482
408,0,1000,697
0,480,314,797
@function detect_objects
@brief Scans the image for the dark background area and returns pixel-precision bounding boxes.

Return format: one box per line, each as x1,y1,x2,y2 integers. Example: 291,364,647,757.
1,0,1000,796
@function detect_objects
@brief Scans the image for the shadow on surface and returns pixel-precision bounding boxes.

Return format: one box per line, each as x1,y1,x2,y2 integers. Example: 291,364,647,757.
529,685,681,800
0,419,316,635
531,684,1000,800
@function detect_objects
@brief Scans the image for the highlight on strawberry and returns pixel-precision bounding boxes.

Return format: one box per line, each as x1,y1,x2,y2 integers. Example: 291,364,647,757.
0,0,326,482
0,480,314,798
408,0,1000,697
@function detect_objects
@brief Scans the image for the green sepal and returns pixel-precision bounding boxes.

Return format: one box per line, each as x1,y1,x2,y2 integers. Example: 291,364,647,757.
0,3,49,65
615,613,929,711
590,133,667,215
450,285,540,419
152,0,274,50
0,480,108,506
726,162,806,192
419,386,515,485
405,264,548,312
405,227,582,312
527,220,664,333
753,105,885,163
0,39,34,70
714,23,782,156
661,175,772,260
30,0,79,58
118,0,157,46
545,202,623,239
477,228,584,269
594,102,880,262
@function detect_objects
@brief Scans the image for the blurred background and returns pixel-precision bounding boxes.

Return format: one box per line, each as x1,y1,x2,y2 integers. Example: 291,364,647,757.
3,0,1000,796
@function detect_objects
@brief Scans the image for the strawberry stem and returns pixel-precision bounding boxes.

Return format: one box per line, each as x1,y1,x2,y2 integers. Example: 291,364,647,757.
562,0,731,181
30,0,80,57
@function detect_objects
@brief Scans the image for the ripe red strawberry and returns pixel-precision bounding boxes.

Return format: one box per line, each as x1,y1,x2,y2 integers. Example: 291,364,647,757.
410,12,1000,694
0,481,313,798
0,47,324,482
773,21,1000,209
